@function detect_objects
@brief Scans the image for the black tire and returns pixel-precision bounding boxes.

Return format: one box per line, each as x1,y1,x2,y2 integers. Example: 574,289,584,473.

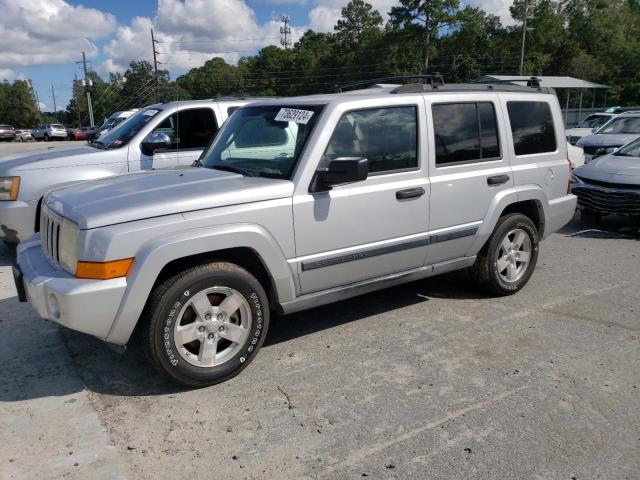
470,213,539,296
142,262,269,387
43,134,49,142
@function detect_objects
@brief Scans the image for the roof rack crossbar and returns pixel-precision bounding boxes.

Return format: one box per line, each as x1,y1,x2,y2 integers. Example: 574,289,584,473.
334,75,445,93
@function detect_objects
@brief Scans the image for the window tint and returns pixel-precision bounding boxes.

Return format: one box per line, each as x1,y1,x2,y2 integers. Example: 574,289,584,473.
324,106,417,174
152,108,217,150
507,101,556,155
234,116,288,148
227,106,239,116
432,102,500,165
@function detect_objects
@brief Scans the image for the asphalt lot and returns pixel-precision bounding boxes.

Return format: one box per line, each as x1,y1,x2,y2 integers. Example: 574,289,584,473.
0,139,87,155
1,141,639,479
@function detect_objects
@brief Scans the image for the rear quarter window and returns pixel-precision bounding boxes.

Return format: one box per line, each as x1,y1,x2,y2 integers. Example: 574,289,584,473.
507,101,557,155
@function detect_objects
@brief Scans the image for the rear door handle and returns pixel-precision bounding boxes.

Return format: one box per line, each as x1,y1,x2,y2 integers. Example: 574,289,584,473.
487,174,510,186
396,187,425,200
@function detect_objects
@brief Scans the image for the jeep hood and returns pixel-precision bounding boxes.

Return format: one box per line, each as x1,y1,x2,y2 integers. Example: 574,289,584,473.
577,133,640,148
0,145,114,173
574,153,640,185
45,167,294,229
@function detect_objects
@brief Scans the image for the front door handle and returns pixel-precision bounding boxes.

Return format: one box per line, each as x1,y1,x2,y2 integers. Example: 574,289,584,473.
487,174,510,186
396,187,425,200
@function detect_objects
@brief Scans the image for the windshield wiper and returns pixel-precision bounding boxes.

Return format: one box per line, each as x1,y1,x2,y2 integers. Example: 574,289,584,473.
210,165,256,176
613,151,631,156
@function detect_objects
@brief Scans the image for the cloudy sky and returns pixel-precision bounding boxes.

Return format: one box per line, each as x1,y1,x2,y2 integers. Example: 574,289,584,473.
0,0,515,112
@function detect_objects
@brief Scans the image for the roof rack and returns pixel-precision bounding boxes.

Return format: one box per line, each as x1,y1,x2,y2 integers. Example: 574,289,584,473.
391,81,549,94
472,76,543,88
335,75,445,93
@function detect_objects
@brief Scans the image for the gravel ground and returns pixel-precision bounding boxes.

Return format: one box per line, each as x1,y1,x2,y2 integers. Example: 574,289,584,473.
1,141,638,479
0,140,87,155
0,215,638,480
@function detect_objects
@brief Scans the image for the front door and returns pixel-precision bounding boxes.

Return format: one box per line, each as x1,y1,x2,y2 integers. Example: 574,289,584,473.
293,102,430,294
136,107,218,170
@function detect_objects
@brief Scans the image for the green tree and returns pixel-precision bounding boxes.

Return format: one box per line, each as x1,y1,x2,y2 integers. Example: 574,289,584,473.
389,0,460,72
334,0,383,50
0,80,41,128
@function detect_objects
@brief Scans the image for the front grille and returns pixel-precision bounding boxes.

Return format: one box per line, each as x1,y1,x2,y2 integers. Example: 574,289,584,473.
40,206,62,265
573,181,640,216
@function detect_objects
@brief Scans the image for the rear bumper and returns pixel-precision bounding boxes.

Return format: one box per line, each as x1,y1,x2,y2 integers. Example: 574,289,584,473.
544,194,577,239
0,200,38,243
16,238,127,340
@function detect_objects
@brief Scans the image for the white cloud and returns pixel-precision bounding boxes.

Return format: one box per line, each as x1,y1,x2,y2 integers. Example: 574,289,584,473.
102,0,293,74
38,101,48,111
0,0,116,68
307,0,396,33
0,68,14,81
464,0,516,26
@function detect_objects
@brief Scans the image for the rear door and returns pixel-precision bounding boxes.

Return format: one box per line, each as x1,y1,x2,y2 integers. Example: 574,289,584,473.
426,94,514,264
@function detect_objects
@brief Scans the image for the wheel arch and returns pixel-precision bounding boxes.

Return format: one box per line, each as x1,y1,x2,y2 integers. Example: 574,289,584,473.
105,224,297,345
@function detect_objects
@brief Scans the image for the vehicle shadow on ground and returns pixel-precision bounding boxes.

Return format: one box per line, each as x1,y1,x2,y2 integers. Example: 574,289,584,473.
560,213,640,240
0,243,16,267
58,269,486,397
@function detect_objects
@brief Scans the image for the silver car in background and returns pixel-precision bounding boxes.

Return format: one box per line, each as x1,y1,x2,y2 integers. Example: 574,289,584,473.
0,124,16,141
32,123,67,141
566,112,617,145
577,112,640,163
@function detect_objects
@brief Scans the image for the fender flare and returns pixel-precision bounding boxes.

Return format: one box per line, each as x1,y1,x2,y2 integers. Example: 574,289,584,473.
466,185,549,256
105,223,296,345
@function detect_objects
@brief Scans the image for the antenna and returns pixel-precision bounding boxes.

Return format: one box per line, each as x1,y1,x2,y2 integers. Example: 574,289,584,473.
280,15,292,49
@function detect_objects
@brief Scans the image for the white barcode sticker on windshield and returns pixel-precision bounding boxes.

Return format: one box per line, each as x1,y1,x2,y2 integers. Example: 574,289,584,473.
275,108,314,124
143,109,159,116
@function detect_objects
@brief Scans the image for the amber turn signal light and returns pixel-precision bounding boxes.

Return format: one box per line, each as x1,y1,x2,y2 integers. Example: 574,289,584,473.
75,258,134,280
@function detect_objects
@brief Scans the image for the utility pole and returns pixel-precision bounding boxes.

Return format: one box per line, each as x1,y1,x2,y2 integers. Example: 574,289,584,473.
151,29,161,102
280,15,292,49
519,0,529,76
74,73,81,127
424,11,431,73
50,83,58,121
78,51,95,126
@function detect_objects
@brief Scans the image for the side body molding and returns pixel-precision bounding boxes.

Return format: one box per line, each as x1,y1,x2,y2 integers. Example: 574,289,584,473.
465,185,549,256
105,223,296,345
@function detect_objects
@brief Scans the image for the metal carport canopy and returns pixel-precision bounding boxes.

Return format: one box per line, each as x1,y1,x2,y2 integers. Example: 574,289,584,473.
473,75,610,89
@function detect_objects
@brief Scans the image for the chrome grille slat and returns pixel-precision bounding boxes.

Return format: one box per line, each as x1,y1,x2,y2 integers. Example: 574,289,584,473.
40,206,62,266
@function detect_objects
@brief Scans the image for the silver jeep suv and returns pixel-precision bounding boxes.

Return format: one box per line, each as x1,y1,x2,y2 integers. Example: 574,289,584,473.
14,83,576,387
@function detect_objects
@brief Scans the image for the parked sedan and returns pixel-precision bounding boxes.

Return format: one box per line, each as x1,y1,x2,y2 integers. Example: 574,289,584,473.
15,129,34,142
565,113,617,145
66,128,87,141
0,124,16,141
32,124,67,141
572,136,640,218
576,112,640,163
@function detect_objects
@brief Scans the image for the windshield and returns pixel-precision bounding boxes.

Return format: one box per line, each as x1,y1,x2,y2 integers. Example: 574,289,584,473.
201,104,324,180
597,117,640,134
614,137,640,157
578,115,611,129
94,108,162,149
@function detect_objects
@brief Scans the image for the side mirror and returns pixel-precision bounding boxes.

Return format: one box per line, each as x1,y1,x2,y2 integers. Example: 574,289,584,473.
591,127,598,133
312,157,369,192
141,132,171,155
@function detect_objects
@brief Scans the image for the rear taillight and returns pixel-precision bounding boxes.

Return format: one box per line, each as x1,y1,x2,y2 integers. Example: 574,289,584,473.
567,154,572,194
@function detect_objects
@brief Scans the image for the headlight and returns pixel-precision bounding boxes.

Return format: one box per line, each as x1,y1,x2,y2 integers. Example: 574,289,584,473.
58,219,79,274
0,176,20,201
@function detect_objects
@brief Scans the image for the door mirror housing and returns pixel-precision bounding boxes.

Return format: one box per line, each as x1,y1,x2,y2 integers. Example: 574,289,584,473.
141,132,171,155
312,157,369,192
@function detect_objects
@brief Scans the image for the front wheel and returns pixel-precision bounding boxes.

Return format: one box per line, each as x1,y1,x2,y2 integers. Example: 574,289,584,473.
142,262,269,387
43,134,49,142
470,213,539,295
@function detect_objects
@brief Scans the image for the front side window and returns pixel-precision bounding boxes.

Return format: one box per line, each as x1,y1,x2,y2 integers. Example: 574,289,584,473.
202,104,324,180
432,102,500,166
597,117,640,134
507,101,557,155
323,106,418,174
151,108,217,150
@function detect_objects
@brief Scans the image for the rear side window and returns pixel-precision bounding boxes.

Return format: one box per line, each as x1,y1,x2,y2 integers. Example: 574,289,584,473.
324,106,418,174
432,102,500,166
152,108,218,150
507,101,556,155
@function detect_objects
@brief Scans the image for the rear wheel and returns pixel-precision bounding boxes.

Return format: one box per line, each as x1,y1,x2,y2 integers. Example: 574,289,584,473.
43,133,49,142
142,262,269,387
470,213,539,295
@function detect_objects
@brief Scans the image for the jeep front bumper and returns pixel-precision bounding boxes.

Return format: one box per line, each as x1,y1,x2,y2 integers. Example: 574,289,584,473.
15,237,127,340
